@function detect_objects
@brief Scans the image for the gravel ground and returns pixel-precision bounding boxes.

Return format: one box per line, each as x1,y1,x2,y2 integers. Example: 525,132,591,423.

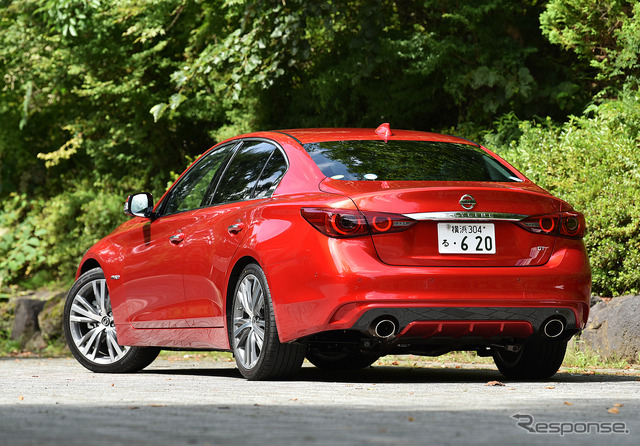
1,356,639,445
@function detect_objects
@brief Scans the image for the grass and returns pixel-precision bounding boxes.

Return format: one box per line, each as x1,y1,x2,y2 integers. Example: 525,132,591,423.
0,337,22,356
375,351,493,368
374,342,637,375
158,350,234,362
0,335,70,358
563,339,631,371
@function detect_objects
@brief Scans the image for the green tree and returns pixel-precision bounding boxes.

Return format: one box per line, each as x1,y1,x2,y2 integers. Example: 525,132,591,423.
0,0,219,198
1,0,220,283
0,0,630,292
156,0,589,132
541,0,640,93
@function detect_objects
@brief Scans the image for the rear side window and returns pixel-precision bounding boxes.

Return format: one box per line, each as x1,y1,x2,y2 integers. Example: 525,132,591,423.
211,141,283,205
252,149,287,199
304,140,521,182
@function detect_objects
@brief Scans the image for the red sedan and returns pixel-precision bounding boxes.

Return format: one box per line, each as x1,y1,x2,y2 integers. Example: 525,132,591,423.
64,124,591,380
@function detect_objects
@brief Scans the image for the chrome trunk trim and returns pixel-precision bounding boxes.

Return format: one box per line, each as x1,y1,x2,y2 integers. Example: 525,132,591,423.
403,211,527,221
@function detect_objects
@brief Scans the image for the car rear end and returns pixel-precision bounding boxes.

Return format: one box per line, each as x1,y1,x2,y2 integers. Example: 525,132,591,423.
272,130,591,366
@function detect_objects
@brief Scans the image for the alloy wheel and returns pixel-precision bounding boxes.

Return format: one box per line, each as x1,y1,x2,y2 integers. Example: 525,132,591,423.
68,278,128,364
232,273,266,369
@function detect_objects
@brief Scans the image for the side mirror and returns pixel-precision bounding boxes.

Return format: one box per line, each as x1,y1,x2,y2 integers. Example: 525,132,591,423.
124,192,154,218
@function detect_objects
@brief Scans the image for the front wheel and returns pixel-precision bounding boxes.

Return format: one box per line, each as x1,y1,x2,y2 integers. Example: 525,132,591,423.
493,339,567,380
64,267,160,373
231,264,305,380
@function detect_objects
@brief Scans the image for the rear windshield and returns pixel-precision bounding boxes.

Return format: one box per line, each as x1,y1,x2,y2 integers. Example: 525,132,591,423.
304,140,521,182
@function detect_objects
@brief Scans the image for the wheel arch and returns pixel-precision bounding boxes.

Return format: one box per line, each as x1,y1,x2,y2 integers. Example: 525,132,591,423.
78,258,101,278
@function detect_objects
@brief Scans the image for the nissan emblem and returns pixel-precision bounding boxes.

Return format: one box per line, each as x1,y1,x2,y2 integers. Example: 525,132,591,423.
459,194,476,210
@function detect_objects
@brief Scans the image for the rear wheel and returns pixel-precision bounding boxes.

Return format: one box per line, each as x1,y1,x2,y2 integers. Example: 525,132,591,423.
493,339,567,380
306,347,379,370
231,264,305,380
64,267,160,373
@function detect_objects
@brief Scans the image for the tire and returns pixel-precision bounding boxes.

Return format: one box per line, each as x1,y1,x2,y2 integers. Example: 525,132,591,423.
307,347,379,370
230,264,305,380
493,339,567,380
64,267,160,373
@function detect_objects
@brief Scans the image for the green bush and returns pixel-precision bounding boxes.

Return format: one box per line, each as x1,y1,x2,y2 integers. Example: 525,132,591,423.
0,195,47,287
0,299,16,352
0,186,128,287
488,93,640,296
39,185,128,281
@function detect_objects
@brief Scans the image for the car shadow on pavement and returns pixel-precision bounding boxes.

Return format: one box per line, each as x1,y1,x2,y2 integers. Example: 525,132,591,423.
142,363,640,384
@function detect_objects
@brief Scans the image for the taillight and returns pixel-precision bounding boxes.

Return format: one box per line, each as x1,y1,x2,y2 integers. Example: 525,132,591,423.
364,212,416,234
328,212,368,236
517,212,585,239
301,208,416,238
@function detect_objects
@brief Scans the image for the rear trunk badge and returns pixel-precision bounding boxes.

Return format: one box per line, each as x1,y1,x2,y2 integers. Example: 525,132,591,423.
459,194,476,210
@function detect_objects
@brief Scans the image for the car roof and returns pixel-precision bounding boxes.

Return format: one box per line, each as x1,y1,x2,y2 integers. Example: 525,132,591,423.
272,128,479,145
222,127,477,146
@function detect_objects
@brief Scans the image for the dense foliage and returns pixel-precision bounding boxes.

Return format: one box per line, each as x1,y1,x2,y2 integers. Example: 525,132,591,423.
0,0,639,296
487,92,640,296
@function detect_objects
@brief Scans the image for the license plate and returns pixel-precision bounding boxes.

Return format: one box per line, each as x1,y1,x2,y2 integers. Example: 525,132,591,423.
437,223,496,254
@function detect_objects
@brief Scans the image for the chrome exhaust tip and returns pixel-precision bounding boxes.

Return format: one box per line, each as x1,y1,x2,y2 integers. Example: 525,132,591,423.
542,318,565,338
370,318,398,339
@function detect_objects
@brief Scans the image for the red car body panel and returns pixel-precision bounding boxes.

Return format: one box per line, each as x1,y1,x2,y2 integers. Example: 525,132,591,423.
76,128,591,351
320,180,563,267
267,235,590,342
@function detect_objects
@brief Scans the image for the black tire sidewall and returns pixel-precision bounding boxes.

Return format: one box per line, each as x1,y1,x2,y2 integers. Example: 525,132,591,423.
493,339,567,380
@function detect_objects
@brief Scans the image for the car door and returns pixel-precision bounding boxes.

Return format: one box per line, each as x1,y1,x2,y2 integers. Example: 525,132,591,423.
182,139,288,327
121,142,237,328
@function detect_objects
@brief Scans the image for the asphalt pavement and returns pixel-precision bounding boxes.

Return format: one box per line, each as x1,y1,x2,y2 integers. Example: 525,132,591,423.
1,356,639,445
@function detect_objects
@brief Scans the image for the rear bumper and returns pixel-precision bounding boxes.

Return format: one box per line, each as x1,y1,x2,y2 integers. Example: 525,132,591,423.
350,305,580,341
266,234,591,343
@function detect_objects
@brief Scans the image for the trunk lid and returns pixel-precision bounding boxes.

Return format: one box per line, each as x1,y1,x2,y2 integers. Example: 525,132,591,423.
320,179,562,267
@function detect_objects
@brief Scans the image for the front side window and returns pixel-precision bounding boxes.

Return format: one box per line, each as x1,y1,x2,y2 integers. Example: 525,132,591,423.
304,140,521,182
160,143,236,216
210,141,283,205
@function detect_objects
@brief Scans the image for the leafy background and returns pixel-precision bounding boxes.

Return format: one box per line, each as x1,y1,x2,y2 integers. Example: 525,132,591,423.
1,0,639,297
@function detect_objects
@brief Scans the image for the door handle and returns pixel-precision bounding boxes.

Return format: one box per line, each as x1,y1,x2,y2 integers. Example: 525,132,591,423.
228,223,244,235
169,233,185,244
